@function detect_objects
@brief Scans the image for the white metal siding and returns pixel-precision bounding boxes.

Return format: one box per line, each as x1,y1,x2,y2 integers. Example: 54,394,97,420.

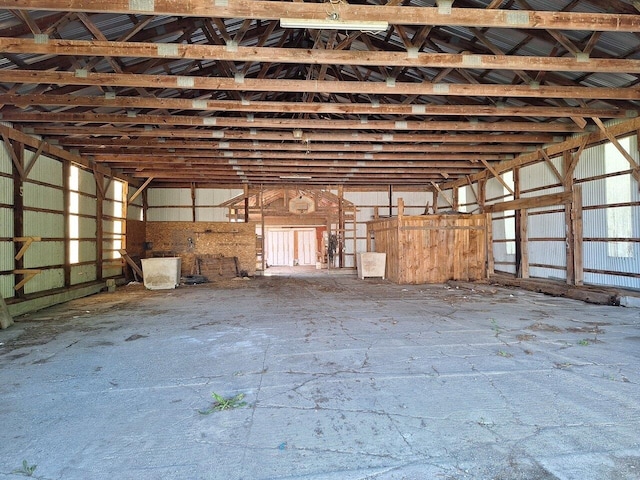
0,142,12,174
24,268,64,294
23,241,64,268
24,211,64,237
71,264,97,285
147,208,193,221
26,154,63,186
22,183,64,211
0,176,11,204
0,274,14,299
0,241,13,271
147,188,192,206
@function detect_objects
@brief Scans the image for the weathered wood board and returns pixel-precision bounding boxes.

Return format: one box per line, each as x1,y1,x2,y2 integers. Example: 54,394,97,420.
367,214,488,284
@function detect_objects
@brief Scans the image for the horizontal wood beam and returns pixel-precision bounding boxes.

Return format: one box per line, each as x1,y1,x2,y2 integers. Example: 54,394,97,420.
6,2,640,32
26,127,563,144
91,151,509,161
0,93,630,118
484,191,572,213
0,70,635,105
0,111,588,133
60,138,532,153
2,37,640,74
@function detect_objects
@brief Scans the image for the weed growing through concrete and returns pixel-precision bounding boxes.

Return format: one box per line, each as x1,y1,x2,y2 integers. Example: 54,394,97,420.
497,350,513,358
578,339,590,346
13,460,37,476
199,392,247,414
490,318,501,337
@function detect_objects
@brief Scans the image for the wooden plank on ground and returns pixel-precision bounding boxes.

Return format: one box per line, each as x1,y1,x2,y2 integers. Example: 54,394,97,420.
119,249,144,279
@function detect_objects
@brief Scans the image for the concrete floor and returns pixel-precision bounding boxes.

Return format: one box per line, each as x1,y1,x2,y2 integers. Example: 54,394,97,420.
0,275,639,480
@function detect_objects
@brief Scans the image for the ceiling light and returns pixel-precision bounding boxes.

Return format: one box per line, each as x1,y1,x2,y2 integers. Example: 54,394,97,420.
280,17,388,32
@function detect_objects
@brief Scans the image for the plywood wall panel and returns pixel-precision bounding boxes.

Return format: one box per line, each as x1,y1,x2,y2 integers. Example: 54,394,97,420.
145,222,256,277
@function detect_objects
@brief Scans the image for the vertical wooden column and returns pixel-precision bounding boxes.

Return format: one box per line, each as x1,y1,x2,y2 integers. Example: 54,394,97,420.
95,172,104,281
243,185,249,223
62,160,71,287
572,185,584,286
514,168,529,278
452,186,459,211
260,186,265,272
142,188,148,222
190,182,196,222
338,185,344,268
563,150,579,285
11,139,25,298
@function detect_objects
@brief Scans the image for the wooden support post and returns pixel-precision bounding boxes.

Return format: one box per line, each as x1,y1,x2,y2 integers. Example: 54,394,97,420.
243,185,249,223
128,176,153,205
338,185,344,268
95,170,104,281
13,269,42,291
572,186,584,286
63,160,71,287
514,168,529,279
119,249,144,280
563,150,576,285
388,185,393,218
190,182,196,222
260,186,265,272
486,212,494,276
11,138,24,297
13,236,41,261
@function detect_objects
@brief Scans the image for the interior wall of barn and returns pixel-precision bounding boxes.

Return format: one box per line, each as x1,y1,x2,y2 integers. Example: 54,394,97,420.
0,129,131,315
441,132,640,290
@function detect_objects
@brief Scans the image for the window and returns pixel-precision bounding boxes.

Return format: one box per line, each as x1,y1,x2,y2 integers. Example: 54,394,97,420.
112,180,126,259
69,166,80,264
458,186,467,213
503,170,516,255
605,137,633,258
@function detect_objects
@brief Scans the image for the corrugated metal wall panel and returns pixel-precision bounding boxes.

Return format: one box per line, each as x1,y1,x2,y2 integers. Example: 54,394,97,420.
196,188,243,205
27,154,63,186
0,241,13,271
0,207,12,237
528,211,566,239
575,144,605,180
345,191,388,206
23,183,64,211
102,265,123,278
0,141,13,174
24,211,64,237
530,266,567,281
78,217,97,239
520,157,563,192
0,176,12,204
195,207,226,222
23,241,64,268
78,168,96,195
146,208,193,221
147,188,192,206
128,204,143,221
78,195,96,216
23,268,65,294
584,272,637,290
78,240,97,262
0,274,14,299
528,240,566,267
71,264,97,285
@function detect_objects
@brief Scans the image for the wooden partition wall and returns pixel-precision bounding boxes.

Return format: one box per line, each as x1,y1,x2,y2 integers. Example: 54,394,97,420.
367,199,488,284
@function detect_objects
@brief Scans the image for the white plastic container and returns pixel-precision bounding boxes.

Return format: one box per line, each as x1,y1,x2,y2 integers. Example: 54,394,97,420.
141,257,182,290
357,252,386,279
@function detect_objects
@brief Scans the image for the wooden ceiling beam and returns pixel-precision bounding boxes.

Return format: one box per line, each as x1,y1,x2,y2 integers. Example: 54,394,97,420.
7,2,640,32
0,93,633,118
3,38,640,74
30,127,560,143
90,151,510,161
57,138,531,153
0,112,585,132
2,69,638,102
